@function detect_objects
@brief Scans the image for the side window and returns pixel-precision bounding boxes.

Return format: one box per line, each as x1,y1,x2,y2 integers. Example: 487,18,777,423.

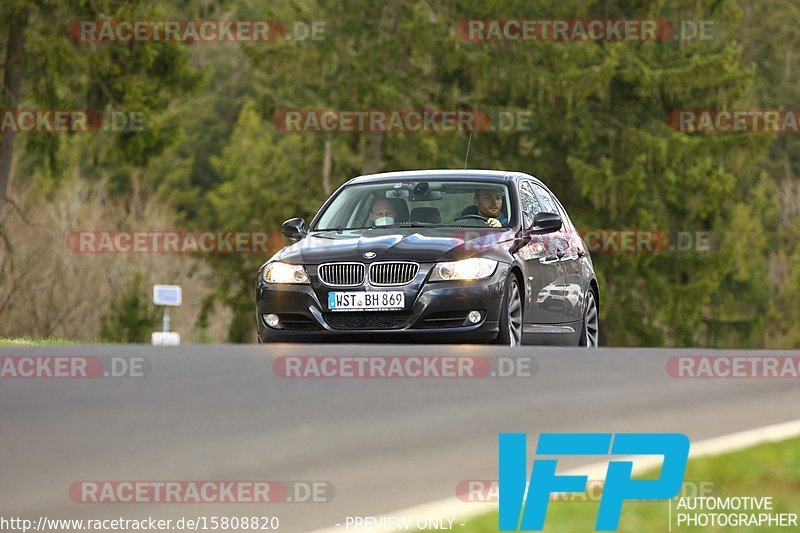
531,184,581,252
553,198,574,232
519,181,542,229
535,185,573,230
531,183,559,215
546,190,575,232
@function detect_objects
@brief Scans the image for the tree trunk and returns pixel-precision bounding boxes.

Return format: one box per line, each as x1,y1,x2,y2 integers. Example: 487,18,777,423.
322,138,332,195
0,6,28,220
360,1,396,175
361,131,383,175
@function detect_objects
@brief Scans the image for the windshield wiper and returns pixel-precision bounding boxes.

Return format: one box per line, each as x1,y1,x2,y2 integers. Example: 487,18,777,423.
315,226,371,232
317,222,441,231
377,221,440,228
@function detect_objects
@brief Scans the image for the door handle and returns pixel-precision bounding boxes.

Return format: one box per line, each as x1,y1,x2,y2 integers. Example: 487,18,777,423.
559,251,582,261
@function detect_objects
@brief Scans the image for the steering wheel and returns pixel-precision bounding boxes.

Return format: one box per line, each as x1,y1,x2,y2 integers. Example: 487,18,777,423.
454,214,489,223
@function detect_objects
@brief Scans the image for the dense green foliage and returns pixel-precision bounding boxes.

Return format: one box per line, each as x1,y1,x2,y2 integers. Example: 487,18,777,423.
1,0,798,345
99,272,159,343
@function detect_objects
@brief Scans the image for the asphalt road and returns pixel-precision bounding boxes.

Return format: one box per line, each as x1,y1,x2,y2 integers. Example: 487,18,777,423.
1,345,798,532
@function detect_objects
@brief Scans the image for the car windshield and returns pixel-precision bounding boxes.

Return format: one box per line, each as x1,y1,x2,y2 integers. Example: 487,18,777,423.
313,179,515,230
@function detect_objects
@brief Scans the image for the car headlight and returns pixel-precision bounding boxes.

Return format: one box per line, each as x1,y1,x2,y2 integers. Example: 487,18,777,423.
429,258,498,281
262,262,309,284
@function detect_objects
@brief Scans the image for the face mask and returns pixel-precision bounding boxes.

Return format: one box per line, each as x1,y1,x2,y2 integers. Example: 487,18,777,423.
374,216,395,226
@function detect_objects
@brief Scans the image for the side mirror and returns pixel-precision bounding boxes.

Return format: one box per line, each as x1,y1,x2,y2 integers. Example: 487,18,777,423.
282,218,306,241
529,212,562,234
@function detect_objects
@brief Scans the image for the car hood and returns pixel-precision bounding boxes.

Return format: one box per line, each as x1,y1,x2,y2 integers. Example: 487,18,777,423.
275,227,518,264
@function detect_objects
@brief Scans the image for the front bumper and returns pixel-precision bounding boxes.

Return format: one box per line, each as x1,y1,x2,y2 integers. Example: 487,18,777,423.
255,262,509,343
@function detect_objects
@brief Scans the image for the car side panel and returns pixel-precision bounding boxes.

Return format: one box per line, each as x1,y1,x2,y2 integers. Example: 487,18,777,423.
515,180,565,324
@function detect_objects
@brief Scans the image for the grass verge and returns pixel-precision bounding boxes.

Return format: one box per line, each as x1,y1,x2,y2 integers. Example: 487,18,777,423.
0,336,80,346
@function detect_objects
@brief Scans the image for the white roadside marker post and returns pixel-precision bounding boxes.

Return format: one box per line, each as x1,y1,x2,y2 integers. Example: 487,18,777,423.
152,284,182,346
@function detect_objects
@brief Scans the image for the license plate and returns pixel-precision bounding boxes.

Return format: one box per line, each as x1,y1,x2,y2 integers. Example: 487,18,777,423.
328,291,405,311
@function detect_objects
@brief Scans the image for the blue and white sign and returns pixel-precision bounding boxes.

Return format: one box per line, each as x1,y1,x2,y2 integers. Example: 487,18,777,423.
153,285,182,306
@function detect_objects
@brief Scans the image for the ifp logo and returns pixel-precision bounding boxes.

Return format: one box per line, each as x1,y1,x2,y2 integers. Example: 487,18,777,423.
498,433,689,531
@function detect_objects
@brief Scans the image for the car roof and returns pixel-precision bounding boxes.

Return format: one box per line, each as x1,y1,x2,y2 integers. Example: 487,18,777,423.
348,169,541,185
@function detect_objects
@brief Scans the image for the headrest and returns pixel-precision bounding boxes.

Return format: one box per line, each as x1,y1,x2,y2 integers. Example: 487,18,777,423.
410,207,441,224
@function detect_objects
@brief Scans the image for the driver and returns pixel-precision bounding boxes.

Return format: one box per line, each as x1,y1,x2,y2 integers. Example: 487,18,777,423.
474,188,507,228
369,198,397,227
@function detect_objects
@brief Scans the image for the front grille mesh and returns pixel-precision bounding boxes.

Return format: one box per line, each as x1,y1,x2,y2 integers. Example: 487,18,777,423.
369,262,418,286
318,263,364,286
318,262,418,286
323,311,414,330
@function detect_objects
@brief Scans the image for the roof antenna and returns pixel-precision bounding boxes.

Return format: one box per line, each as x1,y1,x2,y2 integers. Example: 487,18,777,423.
463,131,473,169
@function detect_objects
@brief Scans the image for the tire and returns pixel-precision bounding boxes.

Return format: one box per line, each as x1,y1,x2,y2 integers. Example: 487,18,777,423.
579,290,599,347
495,275,523,346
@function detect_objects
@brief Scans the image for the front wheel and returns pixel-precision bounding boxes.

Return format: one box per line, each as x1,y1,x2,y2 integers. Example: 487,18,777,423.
579,290,599,347
495,275,523,346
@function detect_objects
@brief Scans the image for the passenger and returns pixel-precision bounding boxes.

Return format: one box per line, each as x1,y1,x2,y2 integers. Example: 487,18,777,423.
370,199,397,227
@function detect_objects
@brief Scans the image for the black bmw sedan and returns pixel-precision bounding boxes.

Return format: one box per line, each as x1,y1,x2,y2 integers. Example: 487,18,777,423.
256,170,599,346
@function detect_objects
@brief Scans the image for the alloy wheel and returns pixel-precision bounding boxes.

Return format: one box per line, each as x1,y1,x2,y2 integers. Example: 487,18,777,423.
582,291,599,347
507,279,523,346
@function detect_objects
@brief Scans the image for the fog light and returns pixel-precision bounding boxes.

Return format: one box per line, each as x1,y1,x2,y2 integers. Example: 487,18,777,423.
264,313,281,328
467,310,482,324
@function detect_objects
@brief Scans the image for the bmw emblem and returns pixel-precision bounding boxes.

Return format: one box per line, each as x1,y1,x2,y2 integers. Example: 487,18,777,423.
363,252,376,259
